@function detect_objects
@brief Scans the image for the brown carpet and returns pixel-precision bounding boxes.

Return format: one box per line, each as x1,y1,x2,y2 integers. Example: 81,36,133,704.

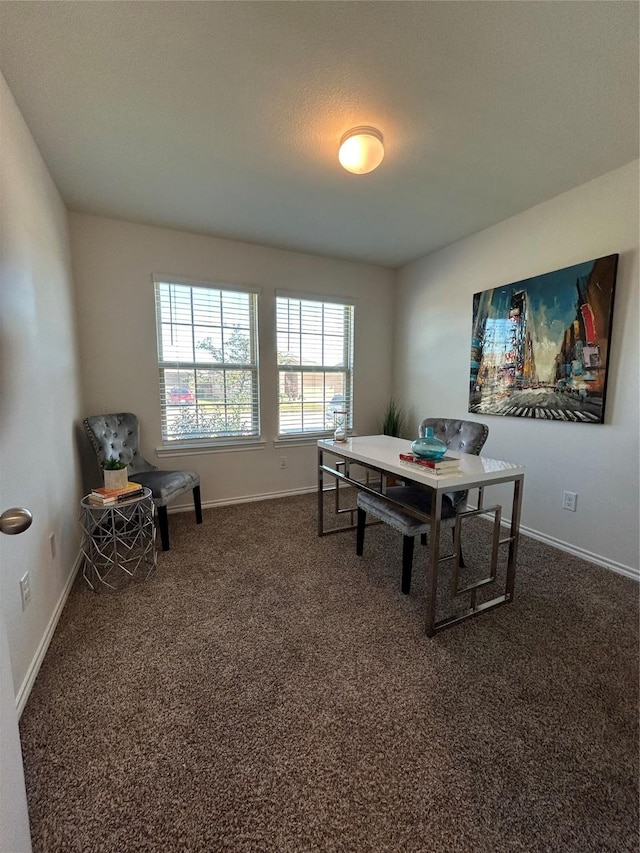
19,491,639,853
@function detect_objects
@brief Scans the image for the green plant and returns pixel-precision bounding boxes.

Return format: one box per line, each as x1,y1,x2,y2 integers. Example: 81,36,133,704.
102,457,127,470
380,398,406,437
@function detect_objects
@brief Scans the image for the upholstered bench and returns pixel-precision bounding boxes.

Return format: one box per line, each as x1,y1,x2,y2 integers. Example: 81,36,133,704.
356,486,456,594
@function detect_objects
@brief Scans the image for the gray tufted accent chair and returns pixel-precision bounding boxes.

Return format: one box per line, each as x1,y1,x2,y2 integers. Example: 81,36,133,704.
356,418,489,594
83,413,202,551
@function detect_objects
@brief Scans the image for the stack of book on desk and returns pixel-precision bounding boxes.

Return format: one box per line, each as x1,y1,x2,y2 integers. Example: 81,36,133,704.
88,482,145,505
398,453,461,475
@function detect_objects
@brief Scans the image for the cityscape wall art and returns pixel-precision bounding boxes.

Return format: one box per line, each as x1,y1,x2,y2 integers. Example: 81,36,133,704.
469,254,618,423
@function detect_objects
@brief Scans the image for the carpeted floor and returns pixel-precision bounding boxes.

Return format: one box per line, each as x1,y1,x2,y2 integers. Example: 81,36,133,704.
19,491,639,853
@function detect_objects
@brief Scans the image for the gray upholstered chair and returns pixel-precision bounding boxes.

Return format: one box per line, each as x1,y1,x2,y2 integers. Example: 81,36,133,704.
356,418,489,594
83,413,202,551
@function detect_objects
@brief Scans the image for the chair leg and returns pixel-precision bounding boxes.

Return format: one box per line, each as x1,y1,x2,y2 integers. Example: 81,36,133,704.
193,486,203,524
401,535,414,594
158,505,170,552
452,527,466,568
356,508,366,556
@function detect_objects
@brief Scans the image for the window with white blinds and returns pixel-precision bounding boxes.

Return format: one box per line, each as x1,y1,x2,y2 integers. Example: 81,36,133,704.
153,276,260,443
276,293,354,436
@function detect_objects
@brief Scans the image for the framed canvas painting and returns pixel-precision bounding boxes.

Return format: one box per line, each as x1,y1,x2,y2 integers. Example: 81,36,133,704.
469,254,618,423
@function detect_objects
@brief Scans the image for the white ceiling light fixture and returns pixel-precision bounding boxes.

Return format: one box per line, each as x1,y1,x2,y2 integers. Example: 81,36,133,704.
338,126,384,175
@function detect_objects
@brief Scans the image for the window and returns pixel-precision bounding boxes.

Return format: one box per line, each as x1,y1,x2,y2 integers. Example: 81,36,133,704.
153,276,260,443
276,293,354,436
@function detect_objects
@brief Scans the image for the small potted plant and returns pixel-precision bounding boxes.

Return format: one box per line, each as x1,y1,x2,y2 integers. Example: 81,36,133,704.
380,399,406,485
102,457,128,490
381,398,406,437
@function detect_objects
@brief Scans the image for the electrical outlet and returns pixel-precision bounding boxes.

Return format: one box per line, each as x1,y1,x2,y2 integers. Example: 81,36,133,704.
279,456,287,469
49,532,56,559
562,490,578,512
20,572,31,610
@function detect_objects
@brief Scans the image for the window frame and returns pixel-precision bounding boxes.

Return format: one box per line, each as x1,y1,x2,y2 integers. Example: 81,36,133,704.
153,274,261,447
275,291,355,439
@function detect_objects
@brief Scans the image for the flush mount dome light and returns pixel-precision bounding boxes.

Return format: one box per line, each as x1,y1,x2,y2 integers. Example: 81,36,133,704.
338,126,384,174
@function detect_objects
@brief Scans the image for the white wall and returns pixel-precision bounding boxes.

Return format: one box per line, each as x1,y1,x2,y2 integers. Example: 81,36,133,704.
0,72,83,702
395,161,639,576
69,214,396,503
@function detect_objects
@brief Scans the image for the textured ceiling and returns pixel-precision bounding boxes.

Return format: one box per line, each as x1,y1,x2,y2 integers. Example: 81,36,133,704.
0,1,638,268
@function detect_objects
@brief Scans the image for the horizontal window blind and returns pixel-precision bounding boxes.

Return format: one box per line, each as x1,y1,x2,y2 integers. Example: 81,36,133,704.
154,278,260,442
276,294,354,436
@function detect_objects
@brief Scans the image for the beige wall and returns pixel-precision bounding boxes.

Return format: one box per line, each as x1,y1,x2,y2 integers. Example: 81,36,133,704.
395,160,640,575
69,214,396,504
0,72,83,701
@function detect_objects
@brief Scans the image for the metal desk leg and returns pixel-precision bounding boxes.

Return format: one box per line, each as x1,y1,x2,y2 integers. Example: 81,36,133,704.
505,475,524,599
424,491,444,637
317,446,324,536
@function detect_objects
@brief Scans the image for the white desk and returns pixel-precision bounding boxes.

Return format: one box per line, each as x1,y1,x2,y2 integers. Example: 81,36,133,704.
317,434,525,636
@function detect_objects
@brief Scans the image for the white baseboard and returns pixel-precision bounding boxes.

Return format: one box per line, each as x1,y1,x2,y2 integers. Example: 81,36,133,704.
16,552,83,718
516,522,639,581
470,505,639,581
166,485,317,514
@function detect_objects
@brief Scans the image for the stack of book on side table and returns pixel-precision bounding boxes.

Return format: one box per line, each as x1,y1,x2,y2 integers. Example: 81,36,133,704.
398,453,461,475
88,481,145,506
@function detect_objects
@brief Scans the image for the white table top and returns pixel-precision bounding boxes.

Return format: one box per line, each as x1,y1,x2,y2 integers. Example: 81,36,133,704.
318,434,525,490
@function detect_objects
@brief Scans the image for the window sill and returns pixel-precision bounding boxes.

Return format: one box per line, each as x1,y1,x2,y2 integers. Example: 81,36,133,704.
156,439,266,458
274,432,353,448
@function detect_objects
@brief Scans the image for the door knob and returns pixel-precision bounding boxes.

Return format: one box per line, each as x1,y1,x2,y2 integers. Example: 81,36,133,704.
0,507,33,535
